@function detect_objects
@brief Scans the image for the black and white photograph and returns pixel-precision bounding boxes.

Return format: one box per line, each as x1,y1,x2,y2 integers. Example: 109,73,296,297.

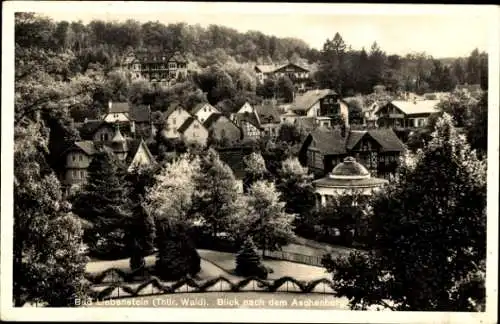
1,2,498,323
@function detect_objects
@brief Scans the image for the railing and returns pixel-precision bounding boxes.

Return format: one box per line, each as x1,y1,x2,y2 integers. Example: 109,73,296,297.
84,274,336,301
263,250,325,267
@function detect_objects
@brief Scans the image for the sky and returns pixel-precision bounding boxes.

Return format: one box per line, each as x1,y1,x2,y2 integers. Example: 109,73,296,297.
19,2,493,58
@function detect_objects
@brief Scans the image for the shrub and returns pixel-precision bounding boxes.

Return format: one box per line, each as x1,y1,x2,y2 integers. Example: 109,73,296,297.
155,224,201,281
235,238,268,279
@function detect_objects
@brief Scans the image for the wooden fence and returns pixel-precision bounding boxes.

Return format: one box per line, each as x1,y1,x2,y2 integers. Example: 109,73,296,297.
263,250,325,267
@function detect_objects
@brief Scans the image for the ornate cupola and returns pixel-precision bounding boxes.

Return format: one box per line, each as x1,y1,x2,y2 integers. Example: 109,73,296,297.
111,126,128,160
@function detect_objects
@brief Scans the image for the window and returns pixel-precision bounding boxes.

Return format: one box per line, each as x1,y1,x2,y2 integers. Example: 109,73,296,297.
169,62,176,69
73,170,78,178
80,170,85,178
193,123,199,129
72,155,76,161
79,155,83,162
204,107,207,112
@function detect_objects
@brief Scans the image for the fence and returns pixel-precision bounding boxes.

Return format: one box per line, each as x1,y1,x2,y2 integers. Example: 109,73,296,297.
85,274,336,301
263,250,325,267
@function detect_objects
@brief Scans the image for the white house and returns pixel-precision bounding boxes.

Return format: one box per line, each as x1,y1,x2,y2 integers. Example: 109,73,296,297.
102,101,131,123
190,102,220,123
162,105,192,139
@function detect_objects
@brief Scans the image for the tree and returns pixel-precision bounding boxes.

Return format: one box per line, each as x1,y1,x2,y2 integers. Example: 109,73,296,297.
71,150,133,256
193,149,240,238
277,123,303,145
235,238,268,279
316,33,348,93
14,121,88,307
466,92,488,156
277,76,294,103
323,113,487,311
125,165,157,270
234,181,295,257
275,158,315,216
243,152,268,191
144,154,202,280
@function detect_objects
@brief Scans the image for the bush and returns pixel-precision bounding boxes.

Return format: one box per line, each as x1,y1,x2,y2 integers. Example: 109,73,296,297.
88,229,129,260
235,238,268,279
155,224,201,281
190,227,240,253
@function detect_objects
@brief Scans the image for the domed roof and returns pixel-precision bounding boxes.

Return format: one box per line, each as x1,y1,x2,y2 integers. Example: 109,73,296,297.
111,128,128,153
313,156,388,189
329,156,370,180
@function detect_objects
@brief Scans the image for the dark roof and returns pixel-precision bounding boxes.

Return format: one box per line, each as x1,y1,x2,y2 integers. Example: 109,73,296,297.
130,105,151,122
177,116,197,133
109,102,130,114
73,141,97,156
366,128,406,152
217,149,249,179
254,104,281,124
307,127,405,156
129,51,188,64
345,131,367,150
78,120,114,140
233,112,261,129
190,102,215,115
203,113,225,129
309,128,347,155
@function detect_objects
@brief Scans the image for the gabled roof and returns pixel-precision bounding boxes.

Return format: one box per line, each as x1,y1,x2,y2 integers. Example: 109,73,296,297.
308,129,347,155
255,64,277,73
78,120,114,140
190,102,217,115
130,104,151,122
233,112,261,129
72,141,97,156
203,113,226,129
390,100,441,115
177,116,199,133
164,103,188,118
254,104,281,124
306,127,405,156
255,62,310,74
125,139,156,166
108,102,130,114
127,51,187,64
290,89,337,111
366,128,406,152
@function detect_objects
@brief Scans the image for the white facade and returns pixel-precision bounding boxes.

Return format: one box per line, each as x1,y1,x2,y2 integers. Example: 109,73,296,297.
194,103,219,123
164,108,191,138
237,102,254,114
128,142,153,172
103,112,130,123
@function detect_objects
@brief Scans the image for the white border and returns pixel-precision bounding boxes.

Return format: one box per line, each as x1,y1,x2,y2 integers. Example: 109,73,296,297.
1,2,499,323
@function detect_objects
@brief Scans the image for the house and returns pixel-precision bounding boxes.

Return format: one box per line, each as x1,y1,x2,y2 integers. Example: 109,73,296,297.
231,111,262,140
190,102,220,123
280,111,299,124
255,62,311,92
375,99,441,128
177,116,209,147
123,50,188,87
79,120,115,142
59,127,155,188
299,127,406,179
236,102,254,114
217,146,255,194
100,101,154,138
254,104,281,138
289,89,349,129
102,102,131,123
162,104,192,139
203,113,242,145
